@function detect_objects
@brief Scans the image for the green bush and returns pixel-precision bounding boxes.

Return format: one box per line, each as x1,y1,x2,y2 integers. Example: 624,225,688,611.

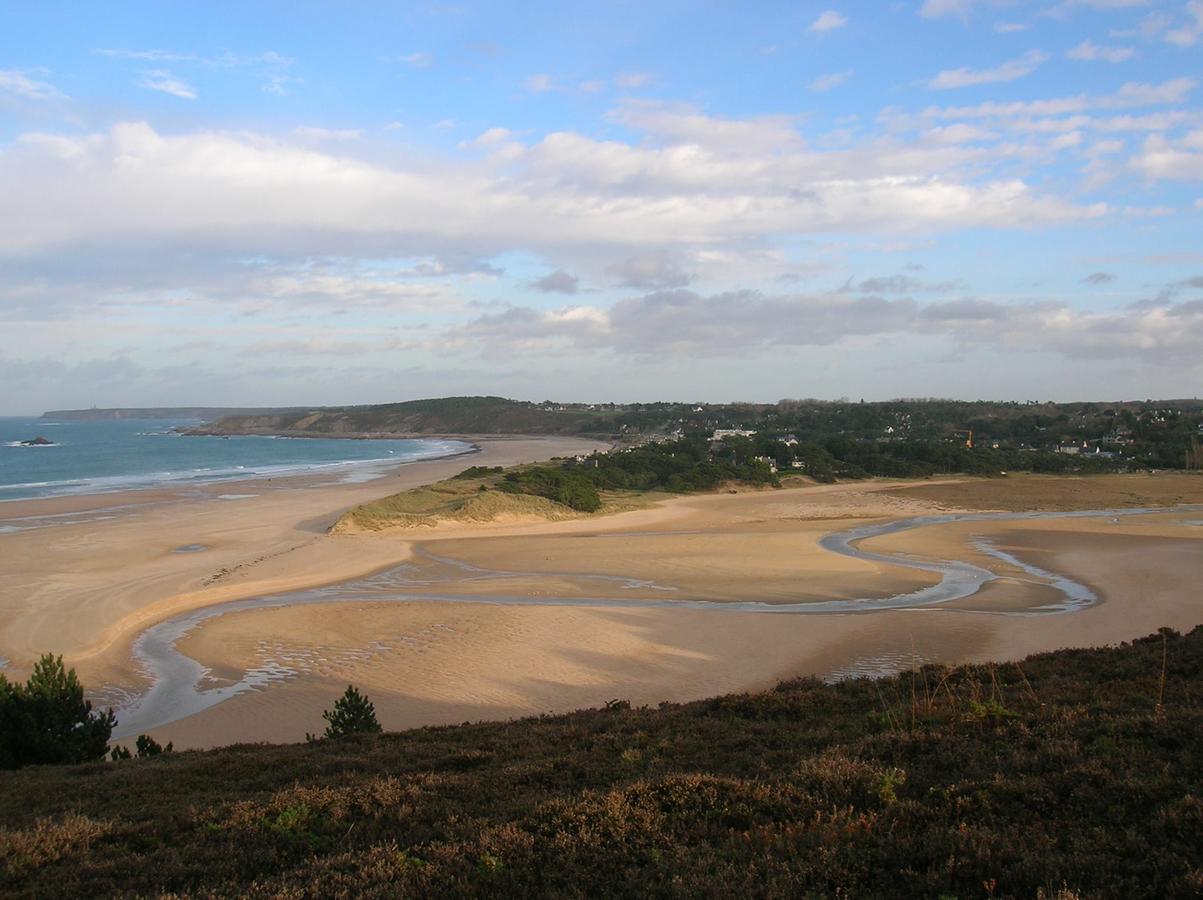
0,654,116,770
311,685,383,740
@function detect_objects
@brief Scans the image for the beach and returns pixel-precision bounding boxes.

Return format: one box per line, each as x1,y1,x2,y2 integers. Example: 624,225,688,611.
0,436,607,689
3,460,1201,749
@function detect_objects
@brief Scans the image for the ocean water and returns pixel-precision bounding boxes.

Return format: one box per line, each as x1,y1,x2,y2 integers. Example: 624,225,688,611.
0,417,472,503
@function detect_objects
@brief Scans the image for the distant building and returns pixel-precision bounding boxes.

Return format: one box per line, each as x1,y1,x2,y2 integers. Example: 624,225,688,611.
712,428,757,440
752,455,778,474
1057,444,1082,455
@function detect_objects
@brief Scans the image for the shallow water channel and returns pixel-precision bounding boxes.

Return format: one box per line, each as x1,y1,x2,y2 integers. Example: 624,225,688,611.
109,504,1199,737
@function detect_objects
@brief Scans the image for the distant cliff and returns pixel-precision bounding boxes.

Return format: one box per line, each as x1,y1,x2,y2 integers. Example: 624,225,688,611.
184,396,621,437
43,407,296,422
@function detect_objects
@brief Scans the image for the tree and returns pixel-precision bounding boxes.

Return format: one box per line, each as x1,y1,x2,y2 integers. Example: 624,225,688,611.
0,654,116,769
311,685,382,740
112,734,173,760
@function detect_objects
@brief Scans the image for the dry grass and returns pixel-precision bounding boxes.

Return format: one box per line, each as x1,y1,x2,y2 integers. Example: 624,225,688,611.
335,470,662,532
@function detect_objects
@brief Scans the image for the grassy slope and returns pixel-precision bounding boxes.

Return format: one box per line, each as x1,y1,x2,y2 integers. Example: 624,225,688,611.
335,468,653,531
2,629,1201,898
337,482,582,531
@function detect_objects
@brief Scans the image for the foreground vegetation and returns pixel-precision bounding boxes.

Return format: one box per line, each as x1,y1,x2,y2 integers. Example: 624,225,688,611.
2,628,1200,897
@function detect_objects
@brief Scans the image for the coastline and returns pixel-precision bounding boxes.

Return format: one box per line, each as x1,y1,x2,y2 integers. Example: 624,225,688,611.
0,430,484,509
0,435,610,687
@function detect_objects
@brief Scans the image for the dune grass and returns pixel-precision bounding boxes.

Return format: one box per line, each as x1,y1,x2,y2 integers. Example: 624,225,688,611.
1,627,1200,897
336,467,658,531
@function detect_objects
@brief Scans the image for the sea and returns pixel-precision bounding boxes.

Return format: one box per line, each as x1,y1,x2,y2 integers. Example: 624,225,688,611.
0,416,472,504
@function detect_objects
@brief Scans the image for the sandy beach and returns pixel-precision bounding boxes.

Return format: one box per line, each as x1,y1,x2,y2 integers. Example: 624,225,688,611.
3,463,1201,750
0,435,608,688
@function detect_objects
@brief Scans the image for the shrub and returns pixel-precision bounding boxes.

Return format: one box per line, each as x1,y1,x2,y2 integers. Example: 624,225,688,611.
110,735,174,760
0,654,116,770
311,685,383,740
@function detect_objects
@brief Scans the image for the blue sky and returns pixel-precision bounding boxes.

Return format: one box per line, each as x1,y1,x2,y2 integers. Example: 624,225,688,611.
1,0,1201,412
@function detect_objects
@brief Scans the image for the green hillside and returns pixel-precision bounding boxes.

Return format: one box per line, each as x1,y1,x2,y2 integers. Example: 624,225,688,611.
186,395,1203,472
186,396,617,437
2,628,1200,898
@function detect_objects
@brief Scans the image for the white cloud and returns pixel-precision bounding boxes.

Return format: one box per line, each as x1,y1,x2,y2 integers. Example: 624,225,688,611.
1066,39,1136,61
922,123,998,144
0,68,66,102
1165,0,1203,46
1122,204,1175,217
293,127,363,141
1132,130,1203,179
0,117,1105,280
95,48,292,68
919,0,977,20
1051,0,1157,13
810,71,853,92
524,73,554,93
262,74,300,96
994,21,1030,33
137,70,197,99
916,77,1196,121
808,10,848,32
94,48,197,63
928,50,1049,89
615,71,652,89
400,52,433,68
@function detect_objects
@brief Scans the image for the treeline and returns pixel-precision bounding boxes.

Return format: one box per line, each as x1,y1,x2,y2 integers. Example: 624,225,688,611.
496,438,777,511
724,434,1120,481
194,395,1203,470
490,428,1141,513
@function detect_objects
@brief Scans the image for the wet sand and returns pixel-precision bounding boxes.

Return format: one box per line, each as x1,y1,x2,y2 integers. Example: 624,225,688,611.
0,435,609,690
147,475,1203,749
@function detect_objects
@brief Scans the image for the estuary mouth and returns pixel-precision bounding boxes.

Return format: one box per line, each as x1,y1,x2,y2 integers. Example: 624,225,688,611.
108,502,1203,738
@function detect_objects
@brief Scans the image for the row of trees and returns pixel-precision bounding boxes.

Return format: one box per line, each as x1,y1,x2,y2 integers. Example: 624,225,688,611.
494,437,780,512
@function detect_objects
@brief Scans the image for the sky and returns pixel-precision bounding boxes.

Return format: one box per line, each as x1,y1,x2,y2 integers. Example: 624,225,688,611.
1,1,1202,413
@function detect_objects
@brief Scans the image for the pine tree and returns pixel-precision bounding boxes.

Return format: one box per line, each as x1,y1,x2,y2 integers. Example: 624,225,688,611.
315,685,382,739
0,654,116,769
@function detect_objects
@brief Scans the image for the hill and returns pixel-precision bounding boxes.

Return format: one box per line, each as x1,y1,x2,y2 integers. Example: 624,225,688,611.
186,396,1203,472
2,628,1200,897
184,396,619,438
43,407,296,421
